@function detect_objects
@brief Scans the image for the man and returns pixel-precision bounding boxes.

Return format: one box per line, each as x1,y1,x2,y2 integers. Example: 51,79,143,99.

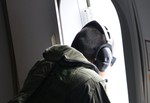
8,20,115,103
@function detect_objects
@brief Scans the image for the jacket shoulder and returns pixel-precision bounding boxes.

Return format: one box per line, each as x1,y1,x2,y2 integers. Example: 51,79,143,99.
68,67,110,103
73,67,102,83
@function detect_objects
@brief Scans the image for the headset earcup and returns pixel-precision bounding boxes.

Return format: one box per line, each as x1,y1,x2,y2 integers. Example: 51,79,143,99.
95,47,112,72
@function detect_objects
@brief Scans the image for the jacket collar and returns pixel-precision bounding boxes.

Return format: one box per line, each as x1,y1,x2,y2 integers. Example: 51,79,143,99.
43,45,99,73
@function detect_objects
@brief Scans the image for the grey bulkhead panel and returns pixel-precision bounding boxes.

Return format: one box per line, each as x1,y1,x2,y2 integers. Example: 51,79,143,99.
6,0,61,89
112,0,150,103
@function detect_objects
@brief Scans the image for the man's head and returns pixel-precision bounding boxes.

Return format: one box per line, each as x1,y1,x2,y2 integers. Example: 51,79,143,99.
71,20,115,72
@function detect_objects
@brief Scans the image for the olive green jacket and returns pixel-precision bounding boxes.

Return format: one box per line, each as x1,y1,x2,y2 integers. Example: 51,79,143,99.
8,45,110,103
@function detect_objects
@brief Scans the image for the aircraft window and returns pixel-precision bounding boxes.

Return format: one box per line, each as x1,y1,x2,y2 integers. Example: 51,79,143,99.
59,0,129,102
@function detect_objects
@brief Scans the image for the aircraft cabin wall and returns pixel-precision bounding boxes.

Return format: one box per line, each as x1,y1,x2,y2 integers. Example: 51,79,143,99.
134,0,150,102
0,1,14,103
0,1,61,103
5,0,61,89
112,0,150,103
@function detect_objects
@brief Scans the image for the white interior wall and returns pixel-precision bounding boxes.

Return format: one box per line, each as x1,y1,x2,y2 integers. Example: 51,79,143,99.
60,0,83,46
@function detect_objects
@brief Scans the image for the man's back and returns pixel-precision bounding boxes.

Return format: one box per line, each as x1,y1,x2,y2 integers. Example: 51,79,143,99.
8,45,110,103
27,65,109,103
28,45,110,103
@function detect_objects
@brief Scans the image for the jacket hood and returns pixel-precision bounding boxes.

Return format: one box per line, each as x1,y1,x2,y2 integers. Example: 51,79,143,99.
43,45,99,73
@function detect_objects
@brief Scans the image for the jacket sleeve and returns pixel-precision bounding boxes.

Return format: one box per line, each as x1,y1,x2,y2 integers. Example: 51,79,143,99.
8,59,54,103
69,78,111,103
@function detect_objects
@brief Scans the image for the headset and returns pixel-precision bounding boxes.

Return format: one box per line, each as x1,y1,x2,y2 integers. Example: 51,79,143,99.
85,21,116,72
94,24,116,72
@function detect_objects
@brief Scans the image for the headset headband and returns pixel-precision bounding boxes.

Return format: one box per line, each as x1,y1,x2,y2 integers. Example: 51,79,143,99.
82,20,113,46
101,25,113,46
